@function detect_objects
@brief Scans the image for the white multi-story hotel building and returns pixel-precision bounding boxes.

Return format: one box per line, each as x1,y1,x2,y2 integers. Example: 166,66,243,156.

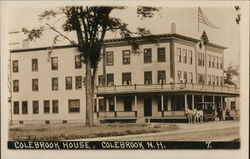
10,26,239,124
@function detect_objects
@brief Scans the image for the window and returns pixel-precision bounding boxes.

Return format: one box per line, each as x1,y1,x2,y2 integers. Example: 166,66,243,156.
157,47,166,62
32,79,38,91
52,78,58,91
13,80,19,92
208,75,211,85
75,55,82,68
183,71,187,83
52,100,59,114
98,75,104,86
122,72,131,85
212,76,215,85
144,71,152,85
183,49,187,64
13,101,19,114
107,74,114,86
32,59,38,71
22,101,28,114
65,76,72,90
75,76,82,89
177,71,182,83
108,98,114,112
220,76,223,86
157,96,168,111
68,99,80,113
106,51,114,66
198,53,204,66
157,70,166,84
33,101,39,114
99,99,106,112
124,97,132,111
188,50,193,64
12,60,18,72
51,57,58,70
207,55,211,67
215,56,218,69
230,101,236,110
189,72,193,83
177,48,181,63
219,57,223,69
198,74,205,84
144,48,152,63
44,100,50,114
122,50,130,64
211,56,214,68
216,76,219,86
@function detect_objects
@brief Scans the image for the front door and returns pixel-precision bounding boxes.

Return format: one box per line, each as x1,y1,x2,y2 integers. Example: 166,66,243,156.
144,98,152,116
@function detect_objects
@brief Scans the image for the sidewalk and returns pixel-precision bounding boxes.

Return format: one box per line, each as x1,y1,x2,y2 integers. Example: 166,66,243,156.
73,121,239,141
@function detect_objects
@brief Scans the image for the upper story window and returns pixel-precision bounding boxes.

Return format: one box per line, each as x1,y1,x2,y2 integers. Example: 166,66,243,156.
68,99,80,113
13,101,19,114
183,49,187,64
44,100,50,114
215,56,218,69
22,101,28,114
220,76,223,86
198,74,205,85
212,75,215,85
33,101,39,114
52,77,58,91
198,53,204,66
144,71,152,85
106,51,114,66
13,80,19,92
144,48,152,63
12,60,18,73
75,55,82,68
157,70,166,84
188,50,192,64
122,50,130,65
51,57,58,70
216,76,219,85
122,72,131,85
32,79,39,91
219,57,223,69
52,100,59,114
207,55,211,68
65,76,72,90
157,47,166,62
208,75,211,85
107,73,114,86
183,71,187,83
177,48,181,63
75,76,82,89
98,75,104,86
177,70,182,83
211,56,215,68
32,59,38,71
188,72,193,83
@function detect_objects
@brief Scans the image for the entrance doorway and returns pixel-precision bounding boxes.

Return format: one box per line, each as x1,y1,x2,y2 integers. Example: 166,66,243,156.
144,98,152,116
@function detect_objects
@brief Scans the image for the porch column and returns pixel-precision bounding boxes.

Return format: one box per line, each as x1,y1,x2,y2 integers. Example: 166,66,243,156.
96,97,99,112
192,94,195,110
106,98,109,112
114,96,117,111
202,95,205,109
184,93,188,110
221,96,224,109
134,95,138,117
213,96,217,115
161,94,164,111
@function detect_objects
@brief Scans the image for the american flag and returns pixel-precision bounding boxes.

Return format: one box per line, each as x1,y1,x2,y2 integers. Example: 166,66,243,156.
198,7,220,29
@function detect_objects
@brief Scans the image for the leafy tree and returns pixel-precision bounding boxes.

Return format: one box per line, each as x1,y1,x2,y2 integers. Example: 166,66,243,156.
224,64,239,86
22,6,159,126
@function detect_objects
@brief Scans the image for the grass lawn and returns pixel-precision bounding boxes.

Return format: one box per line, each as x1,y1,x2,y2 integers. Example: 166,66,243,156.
9,123,179,141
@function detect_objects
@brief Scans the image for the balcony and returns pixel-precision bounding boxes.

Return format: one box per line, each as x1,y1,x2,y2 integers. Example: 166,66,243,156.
96,83,239,95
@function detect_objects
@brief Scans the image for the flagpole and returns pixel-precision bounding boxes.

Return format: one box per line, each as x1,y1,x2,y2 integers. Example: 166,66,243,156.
198,7,199,32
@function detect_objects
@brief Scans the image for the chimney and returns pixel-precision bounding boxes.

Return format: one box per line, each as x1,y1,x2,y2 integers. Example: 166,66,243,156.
171,23,176,34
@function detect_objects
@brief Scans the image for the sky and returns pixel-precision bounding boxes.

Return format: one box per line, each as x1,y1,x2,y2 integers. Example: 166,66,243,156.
5,2,241,67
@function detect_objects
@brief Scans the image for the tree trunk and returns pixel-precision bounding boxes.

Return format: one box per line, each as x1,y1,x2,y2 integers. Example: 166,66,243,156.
85,59,94,127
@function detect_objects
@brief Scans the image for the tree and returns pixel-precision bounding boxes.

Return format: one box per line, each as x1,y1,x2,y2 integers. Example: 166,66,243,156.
224,64,240,86
22,6,159,126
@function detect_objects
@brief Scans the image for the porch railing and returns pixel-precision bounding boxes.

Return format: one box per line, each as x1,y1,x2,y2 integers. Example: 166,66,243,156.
96,83,239,94
97,111,137,118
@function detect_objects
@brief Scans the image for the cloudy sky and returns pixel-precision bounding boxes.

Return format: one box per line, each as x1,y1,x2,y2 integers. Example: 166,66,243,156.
4,1,241,67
